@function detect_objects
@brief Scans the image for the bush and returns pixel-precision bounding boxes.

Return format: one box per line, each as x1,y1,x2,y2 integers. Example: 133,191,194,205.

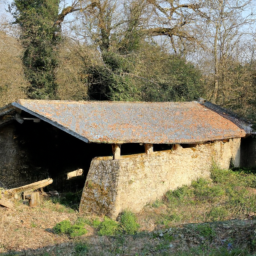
120,211,140,235
98,217,120,236
53,220,71,234
53,220,87,238
75,242,89,255
92,218,101,228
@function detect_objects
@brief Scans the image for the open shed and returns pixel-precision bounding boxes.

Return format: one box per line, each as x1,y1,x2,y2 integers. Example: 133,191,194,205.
0,99,253,218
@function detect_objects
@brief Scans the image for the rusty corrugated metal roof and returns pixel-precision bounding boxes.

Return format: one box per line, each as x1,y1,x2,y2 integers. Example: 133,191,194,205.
12,99,247,144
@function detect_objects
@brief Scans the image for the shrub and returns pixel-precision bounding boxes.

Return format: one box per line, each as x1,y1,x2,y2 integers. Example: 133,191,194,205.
69,224,87,238
92,218,101,228
75,242,89,255
53,220,71,234
120,211,140,235
53,220,87,238
98,217,120,236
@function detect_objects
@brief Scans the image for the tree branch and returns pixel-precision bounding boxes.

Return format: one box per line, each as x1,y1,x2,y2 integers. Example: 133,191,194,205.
55,2,100,25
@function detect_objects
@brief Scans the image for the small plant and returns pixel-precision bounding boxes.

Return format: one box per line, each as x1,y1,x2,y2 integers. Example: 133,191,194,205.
75,242,89,255
207,207,228,222
31,222,37,228
69,224,88,238
92,218,101,228
98,217,119,236
152,200,163,208
196,224,216,240
120,211,140,235
172,185,193,199
76,217,91,226
53,220,71,234
53,220,87,238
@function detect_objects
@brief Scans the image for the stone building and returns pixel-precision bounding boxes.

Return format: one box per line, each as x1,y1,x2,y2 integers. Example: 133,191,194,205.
0,99,254,218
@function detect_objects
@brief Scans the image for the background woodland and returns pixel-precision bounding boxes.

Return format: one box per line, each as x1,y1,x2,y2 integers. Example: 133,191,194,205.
1,0,256,120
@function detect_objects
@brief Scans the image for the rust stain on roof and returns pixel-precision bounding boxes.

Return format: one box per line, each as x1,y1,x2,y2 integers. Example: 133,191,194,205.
12,100,247,144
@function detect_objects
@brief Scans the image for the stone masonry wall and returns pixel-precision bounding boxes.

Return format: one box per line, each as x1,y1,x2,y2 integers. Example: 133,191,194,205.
0,125,24,188
0,125,41,189
79,138,241,219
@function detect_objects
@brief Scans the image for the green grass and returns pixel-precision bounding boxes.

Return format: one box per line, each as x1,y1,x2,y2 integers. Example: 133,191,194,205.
74,242,89,256
120,211,140,235
97,217,120,236
53,220,87,238
151,167,256,228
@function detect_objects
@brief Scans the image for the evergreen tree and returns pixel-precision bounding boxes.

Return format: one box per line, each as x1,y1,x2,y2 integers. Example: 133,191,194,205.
11,0,60,99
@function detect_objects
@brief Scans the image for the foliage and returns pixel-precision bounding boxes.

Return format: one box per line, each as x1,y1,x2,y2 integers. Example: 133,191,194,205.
11,0,60,99
152,167,256,227
95,212,140,236
92,218,101,228
87,46,203,102
53,220,71,234
120,211,140,235
97,217,120,236
74,242,89,255
195,224,216,240
53,220,87,238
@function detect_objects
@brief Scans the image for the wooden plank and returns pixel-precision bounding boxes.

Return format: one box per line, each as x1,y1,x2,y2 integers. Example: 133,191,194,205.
0,197,14,209
7,178,53,195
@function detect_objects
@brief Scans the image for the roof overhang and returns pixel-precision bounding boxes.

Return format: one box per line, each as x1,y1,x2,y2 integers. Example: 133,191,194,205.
7,99,251,144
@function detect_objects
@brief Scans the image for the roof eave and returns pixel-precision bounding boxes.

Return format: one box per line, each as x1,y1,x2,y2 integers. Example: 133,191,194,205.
12,102,90,143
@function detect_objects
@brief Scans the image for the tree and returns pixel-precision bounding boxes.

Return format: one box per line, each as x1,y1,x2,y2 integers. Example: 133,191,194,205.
197,0,254,104
10,0,60,99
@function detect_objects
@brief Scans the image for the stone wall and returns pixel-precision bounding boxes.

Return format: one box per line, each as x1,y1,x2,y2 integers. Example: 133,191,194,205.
0,125,27,188
0,124,49,189
79,138,241,218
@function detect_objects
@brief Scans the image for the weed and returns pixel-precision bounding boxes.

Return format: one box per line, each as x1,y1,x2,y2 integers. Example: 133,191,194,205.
69,224,88,238
98,217,119,236
120,211,140,235
75,242,89,255
92,218,101,228
195,224,216,240
207,207,228,221
152,200,163,208
53,220,71,234
172,185,193,200
53,220,87,238
31,222,37,228
75,217,91,226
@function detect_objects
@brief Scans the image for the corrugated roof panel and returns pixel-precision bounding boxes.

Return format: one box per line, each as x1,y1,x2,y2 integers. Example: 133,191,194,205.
12,100,246,144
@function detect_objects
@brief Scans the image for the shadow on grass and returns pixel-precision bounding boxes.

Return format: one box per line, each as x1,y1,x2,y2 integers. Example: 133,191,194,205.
45,190,83,212
2,219,256,256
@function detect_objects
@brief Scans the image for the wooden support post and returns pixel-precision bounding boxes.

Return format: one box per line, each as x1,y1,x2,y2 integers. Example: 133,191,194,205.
144,144,153,154
112,144,121,160
173,144,182,150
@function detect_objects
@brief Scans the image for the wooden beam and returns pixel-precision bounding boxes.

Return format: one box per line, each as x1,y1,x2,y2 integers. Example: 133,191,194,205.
7,178,53,196
112,144,121,160
173,144,182,150
144,144,153,154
